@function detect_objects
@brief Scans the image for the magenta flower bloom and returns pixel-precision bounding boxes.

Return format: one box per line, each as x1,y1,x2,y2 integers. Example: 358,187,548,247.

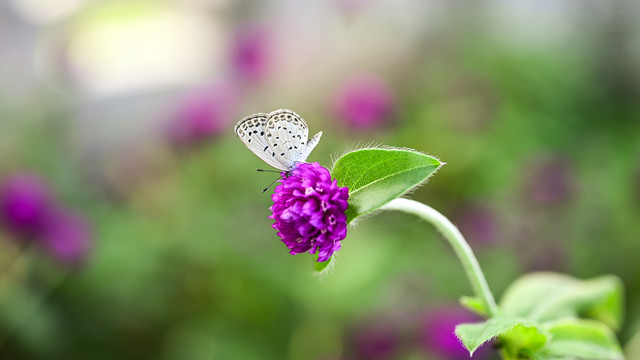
230,26,271,83
0,173,92,266
0,173,52,237
332,74,395,130
270,162,349,262
165,84,239,146
41,209,91,265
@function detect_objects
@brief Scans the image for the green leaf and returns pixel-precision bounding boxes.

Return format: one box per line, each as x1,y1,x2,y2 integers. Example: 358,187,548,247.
536,319,624,360
313,256,333,275
499,272,623,329
331,148,442,223
460,296,488,317
455,316,541,355
500,324,549,359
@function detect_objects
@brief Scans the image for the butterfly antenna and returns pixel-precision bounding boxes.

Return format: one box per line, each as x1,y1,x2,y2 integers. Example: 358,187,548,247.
256,168,281,173
262,175,283,193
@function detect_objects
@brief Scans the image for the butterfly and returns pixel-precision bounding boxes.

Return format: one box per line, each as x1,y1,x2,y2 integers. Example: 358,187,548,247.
234,109,322,172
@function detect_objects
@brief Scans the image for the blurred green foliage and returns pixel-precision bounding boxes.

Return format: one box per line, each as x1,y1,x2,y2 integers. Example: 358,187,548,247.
1,1,639,359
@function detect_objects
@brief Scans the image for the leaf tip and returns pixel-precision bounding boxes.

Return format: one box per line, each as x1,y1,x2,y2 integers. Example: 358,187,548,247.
313,254,336,278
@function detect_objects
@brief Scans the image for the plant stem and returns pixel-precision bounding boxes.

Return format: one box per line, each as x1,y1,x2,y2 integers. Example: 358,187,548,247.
380,198,499,317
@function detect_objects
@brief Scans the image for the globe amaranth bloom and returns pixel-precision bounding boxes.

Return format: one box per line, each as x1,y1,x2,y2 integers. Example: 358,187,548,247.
332,74,395,130
270,162,349,262
41,209,91,266
0,173,53,237
0,173,92,266
230,25,272,83
165,83,239,147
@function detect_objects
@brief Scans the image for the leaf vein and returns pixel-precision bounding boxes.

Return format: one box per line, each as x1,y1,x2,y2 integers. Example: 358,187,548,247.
348,163,437,198
348,156,401,190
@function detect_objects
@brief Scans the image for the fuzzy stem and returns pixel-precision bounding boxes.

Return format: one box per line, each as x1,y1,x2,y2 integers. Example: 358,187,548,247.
380,198,499,317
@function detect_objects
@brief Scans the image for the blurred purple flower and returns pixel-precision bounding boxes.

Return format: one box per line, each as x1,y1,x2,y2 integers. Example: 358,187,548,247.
332,74,395,130
0,173,53,237
0,173,92,266
166,84,239,146
230,26,271,83
270,162,349,262
526,156,574,204
41,209,91,265
455,203,498,246
350,322,401,359
419,306,490,360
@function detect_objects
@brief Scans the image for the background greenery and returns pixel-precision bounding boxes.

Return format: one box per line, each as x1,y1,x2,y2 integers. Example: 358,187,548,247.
1,1,639,359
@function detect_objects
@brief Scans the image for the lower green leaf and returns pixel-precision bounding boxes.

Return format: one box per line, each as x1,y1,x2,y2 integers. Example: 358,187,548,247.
500,324,549,359
537,319,624,360
455,316,542,355
499,272,623,329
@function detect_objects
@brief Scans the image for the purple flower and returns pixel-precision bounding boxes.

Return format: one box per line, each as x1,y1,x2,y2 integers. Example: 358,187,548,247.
0,173,53,237
332,74,395,130
41,209,91,265
419,306,489,360
165,84,239,146
0,173,92,266
230,26,271,83
270,162,349,262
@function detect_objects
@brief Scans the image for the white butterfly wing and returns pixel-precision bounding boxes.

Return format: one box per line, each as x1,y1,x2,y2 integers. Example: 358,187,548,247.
264,109,310,169
303,131,322,160
234,113,290,171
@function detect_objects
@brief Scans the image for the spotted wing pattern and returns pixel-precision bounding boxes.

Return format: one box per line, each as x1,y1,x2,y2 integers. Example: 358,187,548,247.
234,113,289,171
264,109,310,170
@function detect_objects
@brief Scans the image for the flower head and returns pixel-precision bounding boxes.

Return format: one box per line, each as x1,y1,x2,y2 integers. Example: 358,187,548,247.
332,74,395,130
0,173,92,266
165,84,239,147
41,209,91,266
230,25,271,83
270,162,349,262
0,173,53,237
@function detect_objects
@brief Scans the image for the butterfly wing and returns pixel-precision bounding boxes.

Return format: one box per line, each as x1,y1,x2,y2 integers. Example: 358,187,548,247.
303,131,322,159
264,109,310,170
234,113,289,171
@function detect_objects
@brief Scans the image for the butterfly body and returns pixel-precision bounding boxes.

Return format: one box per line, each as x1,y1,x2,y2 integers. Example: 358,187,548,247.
235,109,322,171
